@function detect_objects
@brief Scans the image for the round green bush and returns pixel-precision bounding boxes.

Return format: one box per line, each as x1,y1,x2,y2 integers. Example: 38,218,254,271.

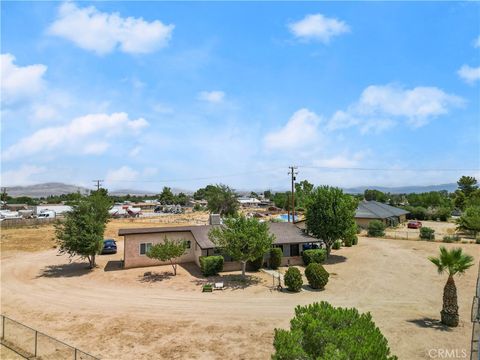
420,227,435,241
352,236,359,245
305,263,329,289
368,220,385,237
332,240,342,250
270,247,283,269
284,267,303,292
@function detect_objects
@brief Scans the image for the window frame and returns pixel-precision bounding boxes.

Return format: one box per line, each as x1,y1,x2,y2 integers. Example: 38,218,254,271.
139,242,153,256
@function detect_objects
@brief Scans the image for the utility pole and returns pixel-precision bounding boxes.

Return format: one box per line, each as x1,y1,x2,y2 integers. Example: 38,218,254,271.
288,166,298,222
92,180,103,191
1,187,7,209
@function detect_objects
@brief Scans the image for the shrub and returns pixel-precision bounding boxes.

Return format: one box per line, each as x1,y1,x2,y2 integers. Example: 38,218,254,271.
199,256,224,276
284,267,303,292
332,240,342,250
352,236,359,245
302,249,327,266
442,235,460,243
248,255,264,271
270,247,283,269
420,227,435,241
356,224,362,234
408,206,428,221
305,263,329,289
272,302,398,360
433,207,451,222
368,220,385,237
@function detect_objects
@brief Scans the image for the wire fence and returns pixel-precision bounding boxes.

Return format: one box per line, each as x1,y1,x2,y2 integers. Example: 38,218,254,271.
0,315,99,360
471,262,480,360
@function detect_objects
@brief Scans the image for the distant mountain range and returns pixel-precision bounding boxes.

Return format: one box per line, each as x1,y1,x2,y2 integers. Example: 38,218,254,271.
343,183,457,194
4,183,190,198
4,182,458,198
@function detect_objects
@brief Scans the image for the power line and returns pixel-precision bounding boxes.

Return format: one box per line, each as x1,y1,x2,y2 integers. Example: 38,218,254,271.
298,166,479,172
92,180,104,190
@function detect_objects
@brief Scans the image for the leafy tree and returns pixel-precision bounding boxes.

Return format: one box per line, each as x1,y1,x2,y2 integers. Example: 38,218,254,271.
55,190,112,268
175,192,189,206
273,192,292,210
456,206,480,237
263,190,272,200
364,189,387,203
428,247,474,326
209,215,275,278
205,184,239,216
457,176,478,197
466,189,480,208
147,238,188,275
193,185,216,200
305,186,358,256
295,180,314,208
453,190,466,211
159,187,175,205
272,302,397,360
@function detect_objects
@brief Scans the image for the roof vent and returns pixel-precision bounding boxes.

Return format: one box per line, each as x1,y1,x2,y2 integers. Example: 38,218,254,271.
209,214,221,225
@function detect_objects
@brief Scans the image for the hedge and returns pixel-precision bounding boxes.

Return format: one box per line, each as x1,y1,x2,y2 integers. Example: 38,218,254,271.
199,255,224,276
305,263,329,289
270,247,283,269
284,267,303,292
302,249,327,266
368,220,386,237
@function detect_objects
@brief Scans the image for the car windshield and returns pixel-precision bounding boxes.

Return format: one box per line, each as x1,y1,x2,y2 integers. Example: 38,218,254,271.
104,240,116,245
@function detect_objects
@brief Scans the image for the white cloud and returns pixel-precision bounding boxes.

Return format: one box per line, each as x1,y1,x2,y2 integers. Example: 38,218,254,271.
264,108,322,150
288,13,349,43
1,165,46,186
198,90,225,103
1,53,47,104
2,112,149,161
457,65,480,84
106,166,139,183
48,2,174,55
83,142,110,155
328,84,463,130
474,36,480,48
129,146,141,157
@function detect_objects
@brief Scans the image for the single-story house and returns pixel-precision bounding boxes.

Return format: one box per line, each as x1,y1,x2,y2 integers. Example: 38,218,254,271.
355,200,409,228
237,197,262,207
118,222,321,271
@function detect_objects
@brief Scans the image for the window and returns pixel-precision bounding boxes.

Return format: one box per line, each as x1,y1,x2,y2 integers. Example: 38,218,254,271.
290,244,300,257
186,240,191,249
139,243,152,255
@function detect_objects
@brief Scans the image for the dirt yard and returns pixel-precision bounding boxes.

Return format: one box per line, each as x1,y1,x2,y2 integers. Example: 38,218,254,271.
1,221,478,360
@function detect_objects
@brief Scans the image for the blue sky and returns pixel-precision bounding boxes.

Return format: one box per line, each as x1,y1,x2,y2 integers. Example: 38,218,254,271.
1,1,479,192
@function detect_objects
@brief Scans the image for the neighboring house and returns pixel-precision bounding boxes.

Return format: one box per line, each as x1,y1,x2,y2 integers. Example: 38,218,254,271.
118,222,321,271
355,200,409,228
238,197,262,207
34,204,72,216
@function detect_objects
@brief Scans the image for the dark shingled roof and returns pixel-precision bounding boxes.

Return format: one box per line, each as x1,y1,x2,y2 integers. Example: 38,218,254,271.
118,222,319,249
355,200,409,219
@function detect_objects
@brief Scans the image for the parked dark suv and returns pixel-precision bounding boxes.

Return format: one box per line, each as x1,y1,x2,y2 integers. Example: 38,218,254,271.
101,239,117,254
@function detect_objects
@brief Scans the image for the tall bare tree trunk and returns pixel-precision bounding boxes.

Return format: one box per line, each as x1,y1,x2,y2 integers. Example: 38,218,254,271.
441,275,459,327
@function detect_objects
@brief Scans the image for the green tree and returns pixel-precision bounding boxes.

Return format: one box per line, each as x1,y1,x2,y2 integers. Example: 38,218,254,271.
55,190,112,268
457,176,478,197
147,238,188,275
364,189,387,203
466,189,480,208
193,185,216,200
209,215,275,278
428,247,474,326
305,186,358,257
295,180,314,208
454,190,466,211
456,206,480,237
159,187,175,205
263,190,272,200
272,302,397,360
205,184,239,216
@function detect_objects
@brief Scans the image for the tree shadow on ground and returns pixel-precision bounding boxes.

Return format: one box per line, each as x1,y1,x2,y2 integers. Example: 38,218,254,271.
37,263,93,278
139,271,174,283
406,318,453,332
324,254,347,265
301,284,326,292
192,274,262,290
178,262,204,279
104,260,124,272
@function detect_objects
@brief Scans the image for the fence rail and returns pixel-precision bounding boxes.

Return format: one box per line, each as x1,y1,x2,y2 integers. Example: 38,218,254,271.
0,218,58,229
0,315,98,360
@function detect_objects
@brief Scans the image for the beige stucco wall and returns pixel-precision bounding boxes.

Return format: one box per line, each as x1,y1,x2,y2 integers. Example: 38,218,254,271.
280,256,303,266
355,217,386,228
123,231,197,269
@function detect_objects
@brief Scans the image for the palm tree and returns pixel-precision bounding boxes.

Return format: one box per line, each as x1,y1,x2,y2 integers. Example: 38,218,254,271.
428,247,474,327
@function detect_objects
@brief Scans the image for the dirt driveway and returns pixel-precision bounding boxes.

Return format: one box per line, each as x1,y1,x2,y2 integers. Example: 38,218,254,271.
1,237,478,359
